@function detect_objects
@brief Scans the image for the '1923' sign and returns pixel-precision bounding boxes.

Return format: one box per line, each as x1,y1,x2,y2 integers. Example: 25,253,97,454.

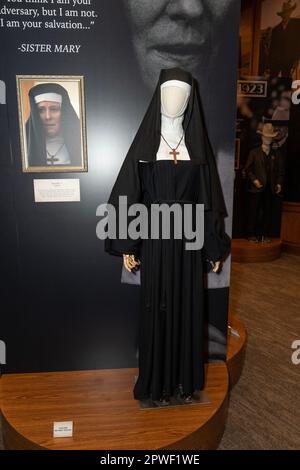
237,80,267,98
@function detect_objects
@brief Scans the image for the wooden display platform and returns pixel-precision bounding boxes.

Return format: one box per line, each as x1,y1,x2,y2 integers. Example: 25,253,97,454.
0,364,229,450
227,314,247,388
282,242,300,256
0,318,247,451
232,238,282,263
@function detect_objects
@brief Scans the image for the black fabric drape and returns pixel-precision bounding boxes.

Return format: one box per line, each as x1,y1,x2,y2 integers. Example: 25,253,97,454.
105,68,230,263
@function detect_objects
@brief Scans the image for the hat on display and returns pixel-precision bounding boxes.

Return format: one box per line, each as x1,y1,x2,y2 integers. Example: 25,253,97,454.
257,123,279,138
277,1,297,17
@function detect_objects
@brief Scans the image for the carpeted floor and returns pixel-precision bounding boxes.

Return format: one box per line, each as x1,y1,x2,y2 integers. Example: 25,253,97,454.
219,252,300,450
0,253,299,450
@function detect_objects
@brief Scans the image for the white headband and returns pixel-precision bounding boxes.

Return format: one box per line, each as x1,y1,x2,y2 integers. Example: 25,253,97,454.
161,80,191,93
34,93,62,104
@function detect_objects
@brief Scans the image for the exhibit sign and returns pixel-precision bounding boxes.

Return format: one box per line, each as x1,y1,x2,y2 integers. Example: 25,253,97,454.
33,178,81,203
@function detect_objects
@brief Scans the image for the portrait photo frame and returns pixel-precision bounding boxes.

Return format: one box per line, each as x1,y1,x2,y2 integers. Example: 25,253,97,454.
16,75,88,173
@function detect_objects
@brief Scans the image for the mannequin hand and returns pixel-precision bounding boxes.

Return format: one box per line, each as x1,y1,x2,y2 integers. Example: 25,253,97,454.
254,179,263,189
275,184,282,194
212,261,221,273
123,254,140,272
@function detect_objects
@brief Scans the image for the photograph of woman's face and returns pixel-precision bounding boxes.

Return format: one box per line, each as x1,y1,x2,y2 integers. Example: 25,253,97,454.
123,0,234,86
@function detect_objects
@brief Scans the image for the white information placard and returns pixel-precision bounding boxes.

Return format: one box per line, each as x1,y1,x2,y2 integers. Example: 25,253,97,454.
33,179,80,203
53,421,73,438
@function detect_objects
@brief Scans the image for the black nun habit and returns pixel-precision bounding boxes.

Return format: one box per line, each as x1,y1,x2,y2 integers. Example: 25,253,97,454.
105,68,231,402
26,83,81,167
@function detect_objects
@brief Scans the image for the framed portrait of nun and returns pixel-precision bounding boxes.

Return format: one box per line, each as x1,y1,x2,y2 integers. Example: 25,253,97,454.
16,75,87,173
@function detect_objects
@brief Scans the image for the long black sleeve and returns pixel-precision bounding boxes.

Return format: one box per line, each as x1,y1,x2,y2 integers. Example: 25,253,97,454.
202,209,231,263
276,150,285,187
245,149,257,183
104,157,142,257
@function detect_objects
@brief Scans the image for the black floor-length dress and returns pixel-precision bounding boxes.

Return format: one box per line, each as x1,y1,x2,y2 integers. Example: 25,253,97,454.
133,160,205,401
104,67,231,402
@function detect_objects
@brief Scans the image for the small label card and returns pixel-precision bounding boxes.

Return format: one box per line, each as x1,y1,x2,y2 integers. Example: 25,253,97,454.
33,179,80,203
53,421,73,438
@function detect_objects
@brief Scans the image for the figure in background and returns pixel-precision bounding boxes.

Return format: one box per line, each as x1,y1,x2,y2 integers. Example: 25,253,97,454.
269,1,300,78
245,123,285,243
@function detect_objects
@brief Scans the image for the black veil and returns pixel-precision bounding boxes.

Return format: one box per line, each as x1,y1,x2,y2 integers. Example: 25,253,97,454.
26,83,81,166
105,67,230,261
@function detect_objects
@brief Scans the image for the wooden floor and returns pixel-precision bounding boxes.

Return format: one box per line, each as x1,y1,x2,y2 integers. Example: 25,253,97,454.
0,252,299,450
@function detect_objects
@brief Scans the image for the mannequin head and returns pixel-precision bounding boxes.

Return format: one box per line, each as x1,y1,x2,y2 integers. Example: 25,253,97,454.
257,123,278,147
160,68,192,118
261,135,273,146
161,80,191,118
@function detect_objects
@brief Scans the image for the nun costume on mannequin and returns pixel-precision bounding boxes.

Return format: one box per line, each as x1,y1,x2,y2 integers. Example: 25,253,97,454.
26,83,81,167
105,68,231,404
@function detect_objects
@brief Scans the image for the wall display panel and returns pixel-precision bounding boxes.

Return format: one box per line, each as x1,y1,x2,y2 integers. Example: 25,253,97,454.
0,1,240,373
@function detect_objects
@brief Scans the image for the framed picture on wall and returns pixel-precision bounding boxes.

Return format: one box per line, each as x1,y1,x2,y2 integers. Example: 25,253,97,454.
16,75,87,173
259,0,300,79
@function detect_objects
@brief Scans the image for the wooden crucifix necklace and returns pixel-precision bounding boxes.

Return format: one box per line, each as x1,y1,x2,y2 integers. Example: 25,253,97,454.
160,133,184,164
